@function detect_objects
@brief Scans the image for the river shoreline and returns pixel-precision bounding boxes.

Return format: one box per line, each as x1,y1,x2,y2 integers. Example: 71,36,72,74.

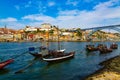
85,55,120,80
0,40,120,43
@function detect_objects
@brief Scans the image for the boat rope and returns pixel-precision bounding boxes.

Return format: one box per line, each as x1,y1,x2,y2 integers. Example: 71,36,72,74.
72,49,79,52
15,58,38,74
12,51,29,59
68,48,85,54
79,48,85,53
0,47,28,51
0,46,41,51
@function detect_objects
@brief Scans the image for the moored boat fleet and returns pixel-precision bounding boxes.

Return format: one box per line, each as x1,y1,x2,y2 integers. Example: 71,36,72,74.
86,43,118,54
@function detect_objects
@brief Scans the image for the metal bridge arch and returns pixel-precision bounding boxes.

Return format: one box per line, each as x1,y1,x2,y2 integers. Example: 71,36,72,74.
81,24,120,38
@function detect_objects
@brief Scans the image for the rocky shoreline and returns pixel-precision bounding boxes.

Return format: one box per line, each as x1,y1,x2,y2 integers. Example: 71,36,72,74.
85,55,120,80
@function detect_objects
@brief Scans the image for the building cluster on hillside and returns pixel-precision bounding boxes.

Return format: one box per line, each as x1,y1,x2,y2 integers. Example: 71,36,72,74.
0,23,119,42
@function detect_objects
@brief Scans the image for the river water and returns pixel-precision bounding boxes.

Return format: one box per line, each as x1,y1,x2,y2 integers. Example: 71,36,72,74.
0,42,119,80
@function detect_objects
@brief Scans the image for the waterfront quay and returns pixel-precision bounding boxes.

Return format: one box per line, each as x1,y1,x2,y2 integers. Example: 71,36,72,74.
0,23,120,42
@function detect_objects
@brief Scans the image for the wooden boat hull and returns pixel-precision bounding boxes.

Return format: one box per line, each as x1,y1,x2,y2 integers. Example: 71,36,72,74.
99,48,112,54
86,47,98,51
86,45,98,51
0,59,14,69
43,52,75,62
110,43,118,49
29,53,42,58
110,46,118,49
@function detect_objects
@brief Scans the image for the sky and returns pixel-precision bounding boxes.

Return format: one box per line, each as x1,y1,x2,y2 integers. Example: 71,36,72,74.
0,0,120,30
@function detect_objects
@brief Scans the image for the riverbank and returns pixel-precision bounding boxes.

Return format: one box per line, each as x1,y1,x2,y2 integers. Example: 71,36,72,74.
0,39,120,42
85,55,120,80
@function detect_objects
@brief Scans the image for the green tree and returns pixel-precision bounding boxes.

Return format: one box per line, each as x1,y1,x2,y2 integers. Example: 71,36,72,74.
76,28,82,40
24,31,31,39
95,30,107,41
49,29,54,41
41,30,45,35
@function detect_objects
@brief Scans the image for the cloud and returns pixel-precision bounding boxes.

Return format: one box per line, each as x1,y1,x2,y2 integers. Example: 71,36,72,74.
66,0,79,6
94,0,119,10
92,0,120,20
22,14,55,22
22,0,120,28
0,17,17,22
48,1,55,7
58,10,79,16
0,17,26,29
20,0,120,29
57,0,120,28
0,21,25,30
6,22,25,29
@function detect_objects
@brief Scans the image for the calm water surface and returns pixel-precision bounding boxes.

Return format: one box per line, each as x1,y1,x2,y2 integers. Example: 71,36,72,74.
0,42,120,80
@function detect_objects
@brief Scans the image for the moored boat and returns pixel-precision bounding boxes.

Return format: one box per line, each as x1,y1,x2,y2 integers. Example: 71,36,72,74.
29,52,42,58
97,43,113,54
0,59,14,69
86,45,98,51
110,43,118,49
43,51,75,62
99,47,112,54
28,47,49,58
29,47,66,58
97,44,107,50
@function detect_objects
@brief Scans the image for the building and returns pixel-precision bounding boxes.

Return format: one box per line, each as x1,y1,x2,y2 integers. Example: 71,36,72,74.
24,26,37,32
0,27,16,41
40,23,52,31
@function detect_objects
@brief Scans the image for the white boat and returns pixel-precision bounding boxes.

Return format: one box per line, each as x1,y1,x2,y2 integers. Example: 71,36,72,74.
42,51,75,62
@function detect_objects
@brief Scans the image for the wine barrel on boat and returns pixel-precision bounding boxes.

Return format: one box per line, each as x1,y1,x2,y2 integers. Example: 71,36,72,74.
86,45,98,51
99,47,112,54
29,47,66,58
97,44,107,50
110,43,118,49
97,44,112,54
28,47,48,58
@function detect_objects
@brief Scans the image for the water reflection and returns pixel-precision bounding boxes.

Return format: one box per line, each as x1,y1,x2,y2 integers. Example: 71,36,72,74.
85,51,99,57
0,69,10,75
15,57,39,74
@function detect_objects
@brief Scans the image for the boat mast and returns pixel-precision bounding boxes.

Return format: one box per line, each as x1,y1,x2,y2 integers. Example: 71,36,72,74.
57,26,60,50
47,27,49,50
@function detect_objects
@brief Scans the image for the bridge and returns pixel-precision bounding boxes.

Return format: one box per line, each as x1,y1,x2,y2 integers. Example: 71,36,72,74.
81,24,120,37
